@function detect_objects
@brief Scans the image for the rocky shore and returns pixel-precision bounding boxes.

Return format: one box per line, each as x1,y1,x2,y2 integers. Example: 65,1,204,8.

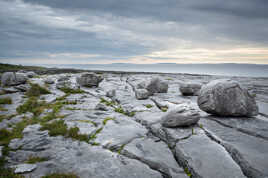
0,65,268,178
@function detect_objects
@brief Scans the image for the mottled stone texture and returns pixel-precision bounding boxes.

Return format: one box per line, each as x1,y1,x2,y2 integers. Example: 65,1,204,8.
198,79,258,116
76,73,103,87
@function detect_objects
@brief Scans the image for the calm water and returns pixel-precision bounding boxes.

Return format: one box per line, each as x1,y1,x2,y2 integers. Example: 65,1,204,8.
41,63,268,78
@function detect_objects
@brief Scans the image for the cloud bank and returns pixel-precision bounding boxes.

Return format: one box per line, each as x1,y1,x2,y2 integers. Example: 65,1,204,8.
0,0,268,64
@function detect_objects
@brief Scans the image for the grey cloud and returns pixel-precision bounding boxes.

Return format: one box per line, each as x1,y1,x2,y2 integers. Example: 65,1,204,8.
0,0,268,64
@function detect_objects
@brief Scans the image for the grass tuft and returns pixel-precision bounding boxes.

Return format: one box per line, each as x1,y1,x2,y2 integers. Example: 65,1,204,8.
16,97,47,116
102,117,114,125
0,97,12,104
161,106,168,112
40,120,89,142
100,98,116,106
145,104,153,108
114,106,135,117
25,156,49,164
26,83,50,97
59,87,85,94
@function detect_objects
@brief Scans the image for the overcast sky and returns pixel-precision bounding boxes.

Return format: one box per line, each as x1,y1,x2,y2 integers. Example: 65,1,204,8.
0,0,268,64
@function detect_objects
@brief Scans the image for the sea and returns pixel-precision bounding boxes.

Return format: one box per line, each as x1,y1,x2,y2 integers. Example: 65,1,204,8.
39,63,268,78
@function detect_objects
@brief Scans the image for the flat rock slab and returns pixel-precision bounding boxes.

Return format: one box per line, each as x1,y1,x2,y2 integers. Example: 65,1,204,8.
205,116,268,140
95,116,147,149
0,93,24,115
257,101,268,117
122,137,188,178
200,118,268,177
174,128,246,178
13,163,37,174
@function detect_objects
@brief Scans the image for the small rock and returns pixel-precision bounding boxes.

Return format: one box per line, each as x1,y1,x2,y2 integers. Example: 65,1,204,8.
76,73,103,87
25,71,37,78
161,107,200,127
146,78,168,95
198,79,259,117
0,146,3,158
1,72,27,87
106,89,116,98
135,89,150,100
179,83,202,96
95,103,109,111
44,78,55,84
13,164,37,174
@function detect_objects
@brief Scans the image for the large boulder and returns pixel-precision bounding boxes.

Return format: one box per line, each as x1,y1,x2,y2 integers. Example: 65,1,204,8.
135,89,150,100
76,73,103,87
198,79,258,117
179,82,202,96
161,107,200,127
1,72,27,87
146,78,168,95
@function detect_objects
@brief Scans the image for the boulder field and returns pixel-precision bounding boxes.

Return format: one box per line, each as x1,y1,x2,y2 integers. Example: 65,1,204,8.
0,70,268,178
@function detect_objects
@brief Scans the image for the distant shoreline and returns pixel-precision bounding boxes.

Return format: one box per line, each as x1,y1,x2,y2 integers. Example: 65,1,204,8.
1,63,268,79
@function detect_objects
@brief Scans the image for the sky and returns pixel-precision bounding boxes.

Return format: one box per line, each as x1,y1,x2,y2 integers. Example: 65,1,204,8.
0,0,268,64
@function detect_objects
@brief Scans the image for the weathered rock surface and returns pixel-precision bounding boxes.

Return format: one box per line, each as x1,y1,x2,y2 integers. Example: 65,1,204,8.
146,78,168,95
161,107,200,127
1,72,27,87
13,164,37,173
76,73,103,87
198,79,258,116
44,78,55,84
179,82,202,96
1,69,268,178
174,128,246,178
135,89,150,100
25,71,37,78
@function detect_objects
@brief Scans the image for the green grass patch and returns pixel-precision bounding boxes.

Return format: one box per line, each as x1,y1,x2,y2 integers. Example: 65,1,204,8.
184,167,192,178
0,106,8,111
102,117,114,125
114,106,135,117
41,173,79,178
89,127,103,141
145,104,153,108
56,94,70,101
40,120,89,143
0,97,12,104
0,168,25,178
59,87,85,94
161,106,168,112
16,97,47,116
100,98,116,107
25,156,49,164
26,83,51,97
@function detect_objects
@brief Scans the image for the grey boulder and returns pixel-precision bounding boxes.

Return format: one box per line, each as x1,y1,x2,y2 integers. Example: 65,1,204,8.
179,82,202,96
146,78,168,95
161,107,200,127
44,78,55,84
76,73,103,87
135,89,150,100
198,79,258,117
106,89,116,98
1,72,27,87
